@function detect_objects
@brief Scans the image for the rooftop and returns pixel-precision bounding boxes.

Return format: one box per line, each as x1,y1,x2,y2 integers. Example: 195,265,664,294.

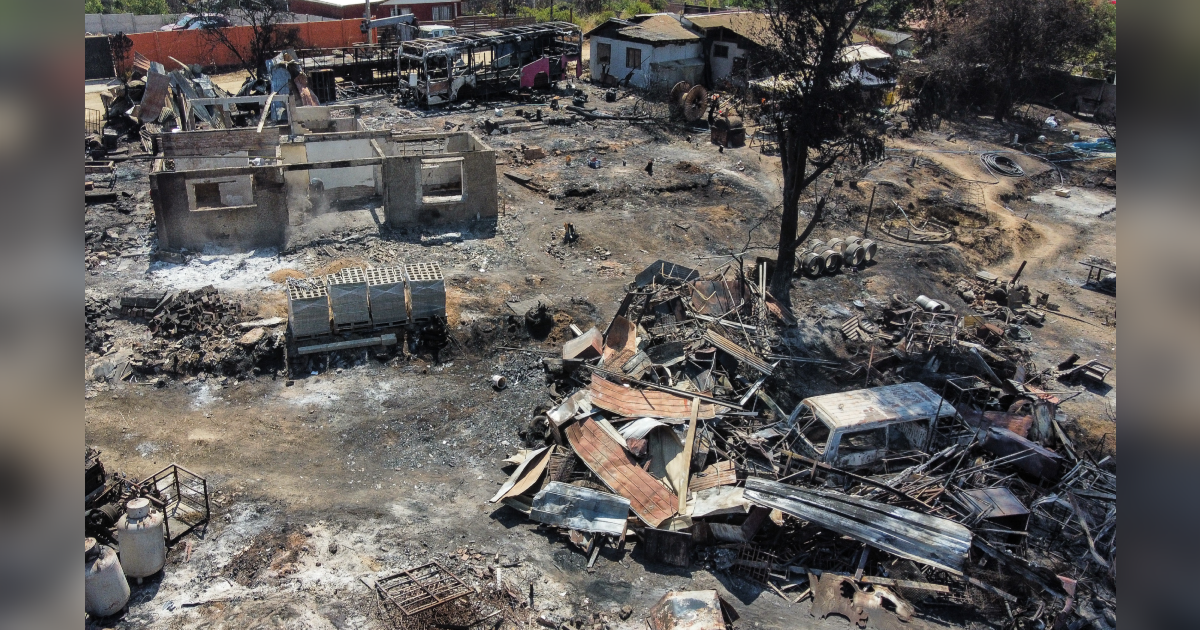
683,11,773,47
586,14,701,44
802,382,955,430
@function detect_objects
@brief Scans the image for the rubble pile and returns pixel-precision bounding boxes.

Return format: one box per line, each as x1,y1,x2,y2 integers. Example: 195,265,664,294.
86,286,285,383
489,259,1116,630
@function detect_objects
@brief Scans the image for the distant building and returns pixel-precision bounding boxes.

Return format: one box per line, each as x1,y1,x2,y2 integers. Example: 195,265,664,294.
853,28,916,58
585,14,704,90
379,0,463,22
288,0,462,22
839,43,896,89
681,11,772,86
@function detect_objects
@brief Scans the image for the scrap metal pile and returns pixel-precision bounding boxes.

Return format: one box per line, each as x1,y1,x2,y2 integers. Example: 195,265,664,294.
490,259,1116,630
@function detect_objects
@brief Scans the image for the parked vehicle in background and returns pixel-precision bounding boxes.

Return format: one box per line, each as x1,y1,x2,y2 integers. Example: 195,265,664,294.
418,25,457,38
160,14,232,31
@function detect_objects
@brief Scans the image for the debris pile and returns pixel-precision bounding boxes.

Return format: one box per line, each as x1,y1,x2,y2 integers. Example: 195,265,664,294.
85,286,285,383
489,259,1115,630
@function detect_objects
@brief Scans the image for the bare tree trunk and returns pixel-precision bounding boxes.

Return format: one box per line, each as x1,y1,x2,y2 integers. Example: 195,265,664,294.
770,133,808,307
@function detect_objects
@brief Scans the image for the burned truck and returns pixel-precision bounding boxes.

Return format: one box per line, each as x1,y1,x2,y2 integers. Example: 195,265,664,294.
396,22,582,107
788,382,959,471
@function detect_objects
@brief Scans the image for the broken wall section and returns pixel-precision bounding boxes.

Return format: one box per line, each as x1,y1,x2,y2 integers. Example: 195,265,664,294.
150,127,497,253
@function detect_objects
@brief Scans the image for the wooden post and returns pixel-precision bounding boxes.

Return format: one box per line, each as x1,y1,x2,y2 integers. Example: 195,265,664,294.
863,184,876,237
679,397,700,513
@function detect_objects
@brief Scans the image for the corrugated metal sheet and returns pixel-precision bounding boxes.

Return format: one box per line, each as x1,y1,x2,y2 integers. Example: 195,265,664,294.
688,461,737,492
566,417,678,527
704,329,773,375
743,477,972,575
802,382,955,430
530,482,630,536
589,376,719,420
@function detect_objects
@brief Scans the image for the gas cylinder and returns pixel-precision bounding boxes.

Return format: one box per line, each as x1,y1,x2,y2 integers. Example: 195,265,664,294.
85,538,129,618
115,498,166,581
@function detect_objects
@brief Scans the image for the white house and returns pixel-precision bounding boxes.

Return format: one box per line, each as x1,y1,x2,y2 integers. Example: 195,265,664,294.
584,14,704,90
681,11,772,86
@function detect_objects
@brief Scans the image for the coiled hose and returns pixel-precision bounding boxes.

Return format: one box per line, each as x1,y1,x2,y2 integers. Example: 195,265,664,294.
981,152,1025,177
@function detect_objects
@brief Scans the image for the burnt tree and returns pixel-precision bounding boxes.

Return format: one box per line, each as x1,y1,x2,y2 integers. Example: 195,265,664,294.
923,0,1107,121
761,0,885,306
193,0,304,81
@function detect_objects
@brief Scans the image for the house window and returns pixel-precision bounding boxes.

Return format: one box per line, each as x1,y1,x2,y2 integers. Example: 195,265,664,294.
713,44,729,58
596,42,611,65
391,7,413,16
431,4,453,21
625,46,641,69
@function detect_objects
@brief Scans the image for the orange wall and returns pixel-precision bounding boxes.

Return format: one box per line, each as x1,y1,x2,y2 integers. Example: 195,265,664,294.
126,19,368,70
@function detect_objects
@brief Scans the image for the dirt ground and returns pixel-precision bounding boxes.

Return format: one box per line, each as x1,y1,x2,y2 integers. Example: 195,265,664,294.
84,83,1115,629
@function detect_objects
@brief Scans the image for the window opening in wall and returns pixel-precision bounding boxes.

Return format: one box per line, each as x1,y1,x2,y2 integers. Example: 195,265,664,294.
597,42,611,65
194,182,222,208
420,157,464,204
713,44,730,58
432,4,453,21
626,47,642,69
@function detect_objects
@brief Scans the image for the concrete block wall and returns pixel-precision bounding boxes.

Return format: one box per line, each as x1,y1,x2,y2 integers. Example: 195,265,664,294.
383,132,497,228
149,166,288,253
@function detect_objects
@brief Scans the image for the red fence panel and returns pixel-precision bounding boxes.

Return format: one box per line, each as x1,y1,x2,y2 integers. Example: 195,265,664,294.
125,20,368,70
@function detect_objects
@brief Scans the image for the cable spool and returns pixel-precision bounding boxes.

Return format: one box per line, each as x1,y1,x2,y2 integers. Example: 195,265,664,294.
826,238,847,254
683,85,708,122
669,81,691,118
844,243,866,267
797,251,823,277
860,239,878,262
820,249,843,274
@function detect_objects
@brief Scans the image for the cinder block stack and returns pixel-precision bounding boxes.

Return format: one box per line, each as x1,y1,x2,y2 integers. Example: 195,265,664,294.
405,261,446,322
286,279,331,339
326,267,371,331
366,266,408,328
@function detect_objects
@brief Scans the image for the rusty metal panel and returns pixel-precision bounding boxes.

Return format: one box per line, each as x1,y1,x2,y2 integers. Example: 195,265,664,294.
743,477,972,575
689,461,737,492
376,562,471,616
588,375,718,420
704,329,773,375
566,417,678,527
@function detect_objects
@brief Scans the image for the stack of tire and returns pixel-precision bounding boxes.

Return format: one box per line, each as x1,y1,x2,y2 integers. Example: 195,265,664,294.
796,236,878,277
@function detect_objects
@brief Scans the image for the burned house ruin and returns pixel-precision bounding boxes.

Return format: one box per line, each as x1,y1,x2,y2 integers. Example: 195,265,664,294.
148,108,497,253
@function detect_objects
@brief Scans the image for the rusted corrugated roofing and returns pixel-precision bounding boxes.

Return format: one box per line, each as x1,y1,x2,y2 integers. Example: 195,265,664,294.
684,11,772,47
589,375,719,420
704,329,773,375
566,417,678,527
744,477,973,575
